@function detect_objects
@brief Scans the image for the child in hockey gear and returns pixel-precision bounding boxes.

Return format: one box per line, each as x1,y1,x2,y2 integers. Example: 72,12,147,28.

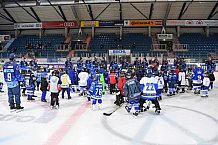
178,68,186,93
155,71,164,100
87,74,94,101
109,69,117,94
3,53,24,110
0,82,4,92
24,70,36,101
208,72,215,90
201,72,210,97
114,70,126,106
50,71,61,109
89,74,103,110
40,75,48,102
60,71,71,99
68,68,77,92
167,66,178,96
140,69,161,114
187,68,193,90
78,67,89,96
123,72,141,116
192,64,204,95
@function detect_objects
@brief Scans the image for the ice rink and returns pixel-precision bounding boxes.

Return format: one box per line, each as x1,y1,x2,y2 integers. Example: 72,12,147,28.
0,72,218,145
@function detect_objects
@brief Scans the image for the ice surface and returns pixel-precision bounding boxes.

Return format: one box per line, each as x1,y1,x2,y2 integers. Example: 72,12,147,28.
0,72,218,145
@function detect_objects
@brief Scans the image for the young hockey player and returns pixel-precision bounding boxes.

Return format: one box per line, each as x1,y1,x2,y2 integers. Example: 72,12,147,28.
201,72,210,97
167,66,178,96
192,64,204,95
24,70,36,101
87,74,95,101
208,72,215,90
50,70,61,109
60,70,71,99
109,69,117,94
78,67,89,96
89,74,103,110
65,57,73,71
40,75,48,102
68,68,77,92
124,72,141,116
178,68,186,93
3,53,24,110
114,70,126,106
155,71,164,100
140,68,161,114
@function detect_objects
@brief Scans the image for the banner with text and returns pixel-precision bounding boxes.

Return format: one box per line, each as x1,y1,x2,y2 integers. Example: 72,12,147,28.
109,50,131,56
81,21,99,27
42,21,78,28
166,20,218,26
14,23,42,29
124,20,163,27
99,20,124,27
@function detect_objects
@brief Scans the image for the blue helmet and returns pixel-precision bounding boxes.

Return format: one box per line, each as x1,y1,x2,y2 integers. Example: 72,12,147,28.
9,53,16,59
171,66,176,70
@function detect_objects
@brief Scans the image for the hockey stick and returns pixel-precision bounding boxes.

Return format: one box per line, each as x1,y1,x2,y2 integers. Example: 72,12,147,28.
103,103,124,116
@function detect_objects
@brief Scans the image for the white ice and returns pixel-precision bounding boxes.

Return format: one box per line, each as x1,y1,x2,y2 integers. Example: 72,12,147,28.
0,72,218,145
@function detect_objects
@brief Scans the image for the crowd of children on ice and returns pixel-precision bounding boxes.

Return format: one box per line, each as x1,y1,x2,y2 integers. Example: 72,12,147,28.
1,54,216,116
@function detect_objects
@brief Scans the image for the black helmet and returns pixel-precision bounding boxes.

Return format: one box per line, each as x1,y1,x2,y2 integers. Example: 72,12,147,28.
125,72,132,79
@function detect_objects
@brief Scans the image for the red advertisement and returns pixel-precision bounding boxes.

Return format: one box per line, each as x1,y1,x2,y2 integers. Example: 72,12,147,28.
42,21,78,28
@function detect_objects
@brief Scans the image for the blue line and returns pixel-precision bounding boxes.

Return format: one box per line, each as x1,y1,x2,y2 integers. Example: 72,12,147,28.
129,114,156,145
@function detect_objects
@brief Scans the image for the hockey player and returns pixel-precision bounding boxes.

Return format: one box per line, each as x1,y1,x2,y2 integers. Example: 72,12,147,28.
161,57,169,71
23,70,36,101
201,72,210,97
40,75,48,102
3,53,24,110
20,57,28,68
178,68,186,93
124,72,141,116
65,57,73,71
155,71,164,100
50,70,61,109
167,66,178,96
163,70,168,93
68,68,77,92
78,67,89,96
192,64,204,95
205,56,216,73
29,57,38,70
87,74,95,101
140,68,161,114
89,74,103,110
60,70,71,99
77,58,83,74
109,69,117,94
114,70,126,106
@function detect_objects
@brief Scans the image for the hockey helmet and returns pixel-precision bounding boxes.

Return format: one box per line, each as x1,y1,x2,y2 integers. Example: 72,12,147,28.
196,63,201,68
171,66,176,70
125,72,132,79
9,53,16,59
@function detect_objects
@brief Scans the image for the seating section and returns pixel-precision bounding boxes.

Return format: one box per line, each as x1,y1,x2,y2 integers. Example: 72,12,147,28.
177,33,218,59
88,33,152,54
7,34,65,57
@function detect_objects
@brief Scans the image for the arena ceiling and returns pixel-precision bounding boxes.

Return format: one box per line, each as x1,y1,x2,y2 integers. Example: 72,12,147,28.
0,0,218,29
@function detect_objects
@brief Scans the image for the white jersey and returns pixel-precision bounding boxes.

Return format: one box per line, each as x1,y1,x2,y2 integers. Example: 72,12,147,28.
78,71,89,87
203,77,210,87
60,74,71,88
50,76,59,93
140,76,157,99
178,72,186,86
154,76,164,89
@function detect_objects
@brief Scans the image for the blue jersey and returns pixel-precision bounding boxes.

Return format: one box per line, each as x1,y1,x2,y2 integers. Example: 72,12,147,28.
29,60,38,69
192,68,204,84
205,60,216,73
20,60,28,68
3,61,23,88
168,71,178,86
89,81,103,99
23,74,35,90
65,60,73,70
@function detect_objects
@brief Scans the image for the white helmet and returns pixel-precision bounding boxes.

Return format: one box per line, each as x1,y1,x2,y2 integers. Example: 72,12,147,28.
196,63,201,67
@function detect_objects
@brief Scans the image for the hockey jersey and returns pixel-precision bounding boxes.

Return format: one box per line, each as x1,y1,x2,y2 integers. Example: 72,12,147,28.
89,81,103,99
3,61,23,88
60,74,71,88
140,76,158,100
124,79,141,101
154,76,164,89
192,68,204,84
168,71,178,87
203,77,210,87
78,71,89,87
178,72,186,86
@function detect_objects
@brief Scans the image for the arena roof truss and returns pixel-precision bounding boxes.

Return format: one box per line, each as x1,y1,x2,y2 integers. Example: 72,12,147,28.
0,0,218,30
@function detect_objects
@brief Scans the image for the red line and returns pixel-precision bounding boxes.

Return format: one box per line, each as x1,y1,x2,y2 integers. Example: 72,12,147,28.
43,102,90,145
